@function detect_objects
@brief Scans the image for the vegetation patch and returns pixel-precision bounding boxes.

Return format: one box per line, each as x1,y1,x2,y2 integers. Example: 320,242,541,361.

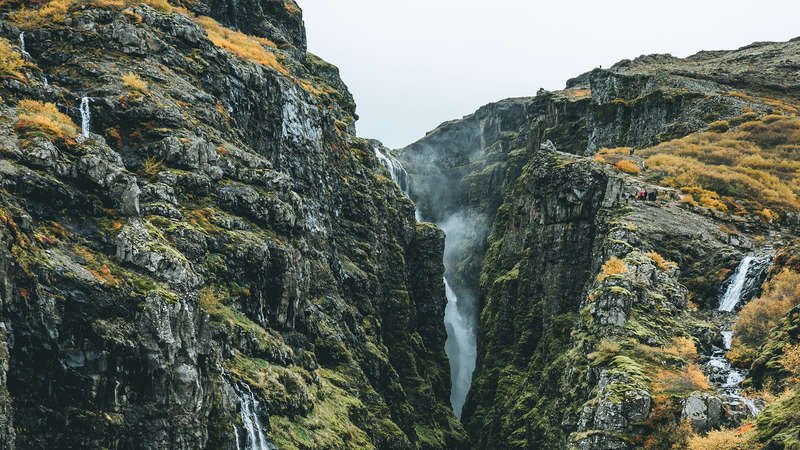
122,72,148,96
729,269,800,367
597,256,628,282
15,99,79,142
193,15,289,76
0,37,28,80
640,115,800,216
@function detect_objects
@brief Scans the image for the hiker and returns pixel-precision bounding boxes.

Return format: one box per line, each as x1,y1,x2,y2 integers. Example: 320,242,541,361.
640,190,647,201
648,191,657,202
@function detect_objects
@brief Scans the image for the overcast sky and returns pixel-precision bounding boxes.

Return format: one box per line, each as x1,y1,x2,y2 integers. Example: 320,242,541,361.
301,0,800,148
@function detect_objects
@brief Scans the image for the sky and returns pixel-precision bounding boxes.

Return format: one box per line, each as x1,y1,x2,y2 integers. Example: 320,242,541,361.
301,0,800,149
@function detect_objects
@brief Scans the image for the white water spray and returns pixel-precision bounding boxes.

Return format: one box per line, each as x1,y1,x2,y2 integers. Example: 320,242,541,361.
375,146,409,194
19,31,30,58
444,279,476,417
79,96,91,140
702,254,773,420
374,144,476,418
718,256,755,312
232,383,277,450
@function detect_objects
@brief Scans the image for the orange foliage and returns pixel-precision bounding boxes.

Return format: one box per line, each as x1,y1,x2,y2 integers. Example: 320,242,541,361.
0,37,28,80
665,337,698,361
614,159,641,175
193,15,289,76
647,251,675,271
730,269,800,366
654,363,710,394
15,99,79,141
687,427,754,450
597,256,628,282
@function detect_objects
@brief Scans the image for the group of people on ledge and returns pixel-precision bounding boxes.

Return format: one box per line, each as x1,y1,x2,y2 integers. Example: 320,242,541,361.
626,189,657,203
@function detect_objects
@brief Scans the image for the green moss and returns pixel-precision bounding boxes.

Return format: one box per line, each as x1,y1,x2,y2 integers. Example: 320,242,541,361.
754,389,800,449
270,368,375,450
199,287,292,356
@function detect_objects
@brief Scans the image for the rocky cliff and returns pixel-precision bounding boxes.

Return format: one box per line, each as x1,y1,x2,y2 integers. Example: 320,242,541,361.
0,1,465,448
1,2,799,449
401,38,800,449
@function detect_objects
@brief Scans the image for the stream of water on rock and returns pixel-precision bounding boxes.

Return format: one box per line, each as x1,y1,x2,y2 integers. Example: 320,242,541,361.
701,255,772,421
375,147,475,418
232,382,278,450
79,96,91,140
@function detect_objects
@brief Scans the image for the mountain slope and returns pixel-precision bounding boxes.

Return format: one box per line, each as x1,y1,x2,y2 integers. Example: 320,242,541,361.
0,1,464,448
401,38,800,449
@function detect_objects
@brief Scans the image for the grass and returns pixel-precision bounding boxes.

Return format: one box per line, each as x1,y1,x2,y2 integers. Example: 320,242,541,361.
597,256,628,282
0,37,28,81
687,424,754,450
729,269,800,367
614,159,641,175
647,251,676,271
10,0,172,29
270,368,375,450
15,99,79,141
193,15,289,76
122,72,148,95
640,115,800,216
10,0,72,28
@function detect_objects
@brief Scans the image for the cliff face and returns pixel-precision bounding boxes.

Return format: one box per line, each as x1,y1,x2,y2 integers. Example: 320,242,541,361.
0,1,464,448
402,39,800,449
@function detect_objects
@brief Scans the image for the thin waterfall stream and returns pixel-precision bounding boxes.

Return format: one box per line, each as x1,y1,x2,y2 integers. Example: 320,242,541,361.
231,382,278,450
79,96,91,140
375,147,476,418
701,254,772,420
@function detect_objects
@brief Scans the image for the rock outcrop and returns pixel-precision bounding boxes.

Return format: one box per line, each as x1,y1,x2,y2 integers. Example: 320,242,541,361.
401,38,800,449
0,1,463,448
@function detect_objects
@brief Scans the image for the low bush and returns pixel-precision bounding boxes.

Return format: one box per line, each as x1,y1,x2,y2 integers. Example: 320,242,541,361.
0,37,27,80
687,425,754,450
614,159,641,175
122,72,148,95
597,256,628,282
14,99,78,141
730,269,800,366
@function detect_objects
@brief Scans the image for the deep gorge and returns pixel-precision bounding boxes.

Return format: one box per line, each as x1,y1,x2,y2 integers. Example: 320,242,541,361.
0,2,800,449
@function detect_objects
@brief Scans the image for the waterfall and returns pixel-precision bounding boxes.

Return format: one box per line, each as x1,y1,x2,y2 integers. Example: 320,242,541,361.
232,383,277,450
19,31,30,58
444,279,476,418
373,144,475,418
701,253,773,421
79,96,91,140
718,256,755,312
375,147,409,194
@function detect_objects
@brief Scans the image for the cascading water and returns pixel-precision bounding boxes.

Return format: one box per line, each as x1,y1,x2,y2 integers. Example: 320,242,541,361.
79,96,91,140
718,256,755,312
444,279,476,417
19,31,30,58
232,382,278,450
702,253,772,421
374,145,475,418
375,146,409,194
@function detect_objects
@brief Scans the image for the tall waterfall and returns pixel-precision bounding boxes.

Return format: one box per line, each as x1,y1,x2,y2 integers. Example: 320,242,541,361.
232,383,277,450
444,279,476,417
718,256,755,312
79,96,91,140
374,144,475,418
